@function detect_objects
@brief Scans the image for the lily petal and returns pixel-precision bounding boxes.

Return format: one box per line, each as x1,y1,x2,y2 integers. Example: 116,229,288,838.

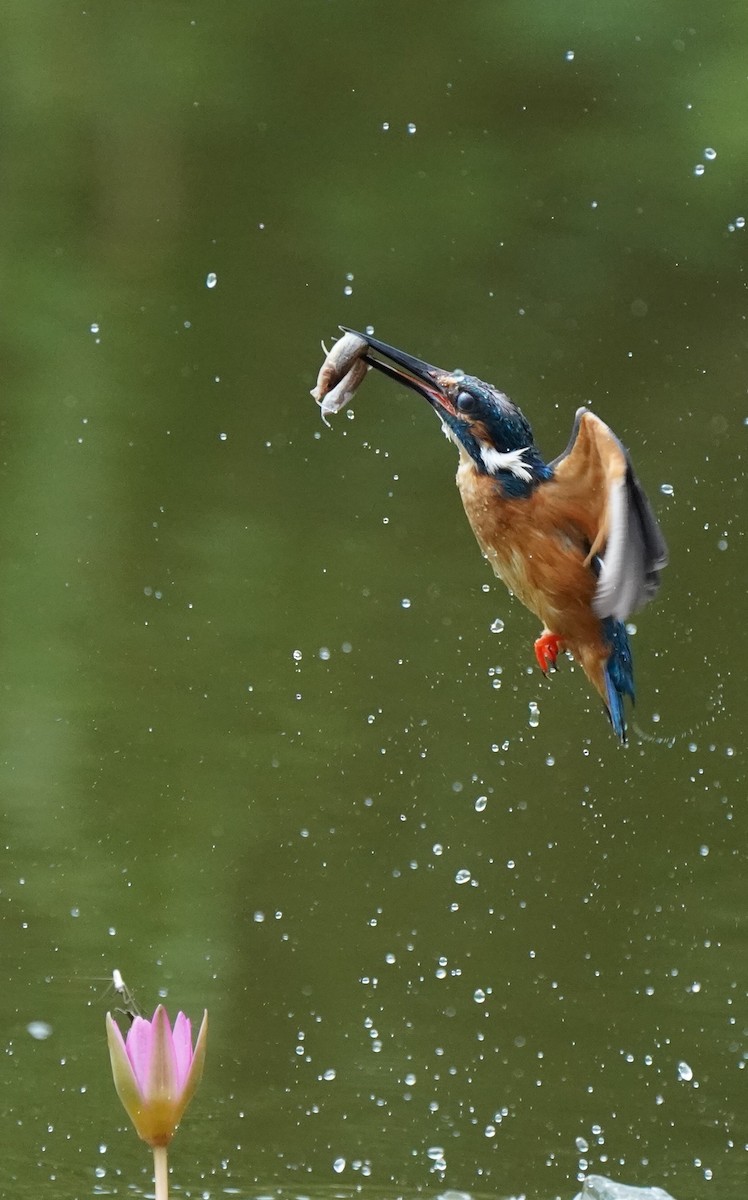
173,1010,208,1123
125,1015,155,1092
106,1013,144,1129
147,1005,179,1103
171,1011,193,1088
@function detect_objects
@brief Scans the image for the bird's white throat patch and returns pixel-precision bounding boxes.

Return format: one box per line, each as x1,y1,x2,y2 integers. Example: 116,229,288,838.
479,444,533,482
440,419,533,482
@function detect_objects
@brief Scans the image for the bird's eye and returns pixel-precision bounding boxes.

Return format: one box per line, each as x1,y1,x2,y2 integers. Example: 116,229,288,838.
456,391,477,413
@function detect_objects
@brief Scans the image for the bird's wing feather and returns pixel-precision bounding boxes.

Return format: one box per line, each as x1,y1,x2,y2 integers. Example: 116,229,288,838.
550,409,668,620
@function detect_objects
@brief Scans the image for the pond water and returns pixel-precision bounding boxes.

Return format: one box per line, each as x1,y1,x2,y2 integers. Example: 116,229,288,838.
1,3,745,1199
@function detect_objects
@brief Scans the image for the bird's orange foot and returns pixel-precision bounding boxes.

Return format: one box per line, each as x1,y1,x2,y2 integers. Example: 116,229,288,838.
534,631,564,674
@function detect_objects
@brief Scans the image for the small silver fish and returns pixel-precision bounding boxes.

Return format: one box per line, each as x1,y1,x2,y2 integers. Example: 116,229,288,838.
319,358,370,426
311,331,368,402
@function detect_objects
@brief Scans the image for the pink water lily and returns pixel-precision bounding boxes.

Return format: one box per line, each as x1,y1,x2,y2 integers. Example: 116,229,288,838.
106,1004,208,1149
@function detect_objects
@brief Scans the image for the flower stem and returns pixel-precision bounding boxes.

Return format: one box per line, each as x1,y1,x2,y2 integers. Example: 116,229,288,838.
153,1145,169,1200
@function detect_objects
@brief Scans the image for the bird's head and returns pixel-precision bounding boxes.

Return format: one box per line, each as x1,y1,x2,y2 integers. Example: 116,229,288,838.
343,328,550,494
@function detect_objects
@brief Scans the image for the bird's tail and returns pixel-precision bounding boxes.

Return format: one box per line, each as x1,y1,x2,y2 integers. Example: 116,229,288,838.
601,618,635,743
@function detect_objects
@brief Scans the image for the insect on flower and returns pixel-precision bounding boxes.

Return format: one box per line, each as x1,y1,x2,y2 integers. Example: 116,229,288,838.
111,968,141,1024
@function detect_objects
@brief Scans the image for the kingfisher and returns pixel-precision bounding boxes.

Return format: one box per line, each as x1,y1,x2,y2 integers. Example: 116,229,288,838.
342,328,668,743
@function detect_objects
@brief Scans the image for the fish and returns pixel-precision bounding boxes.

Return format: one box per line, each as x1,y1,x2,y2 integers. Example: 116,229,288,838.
319,358,370,425
311,331,368,402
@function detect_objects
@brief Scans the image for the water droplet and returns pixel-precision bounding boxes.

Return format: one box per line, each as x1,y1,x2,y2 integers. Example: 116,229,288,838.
473,988,486,1003
401,598,411,609
89,322,100,334
565,50,575,61
704,147,717,160
693,163,705,176
292,649,302,662
218,432,228,442
455,868,471,885
474,795,487,812
528,701,540,728
381,122,390,132
677,1060,693,1081
660,482,674,495
318,647,331,660
407,122,417,134
405,1072,416,1085
333,1157,346,1174
27,1021,53,1040
253,910,265,923
490,617,505,633
323,1068,336,1081
205,272,217,289
736,216,745,229
343,285,353,296
576,1137,589,1153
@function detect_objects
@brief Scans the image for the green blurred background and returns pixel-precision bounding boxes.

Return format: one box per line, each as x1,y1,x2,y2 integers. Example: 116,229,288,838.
1,2,745,1198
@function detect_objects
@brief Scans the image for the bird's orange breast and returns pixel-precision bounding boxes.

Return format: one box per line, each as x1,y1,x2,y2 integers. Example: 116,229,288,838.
455,459,604,651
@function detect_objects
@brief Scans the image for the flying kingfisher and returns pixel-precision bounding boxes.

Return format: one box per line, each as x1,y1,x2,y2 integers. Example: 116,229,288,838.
340,328,668,743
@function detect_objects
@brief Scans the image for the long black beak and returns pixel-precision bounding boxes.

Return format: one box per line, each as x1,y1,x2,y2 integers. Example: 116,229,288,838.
339,327,458,414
